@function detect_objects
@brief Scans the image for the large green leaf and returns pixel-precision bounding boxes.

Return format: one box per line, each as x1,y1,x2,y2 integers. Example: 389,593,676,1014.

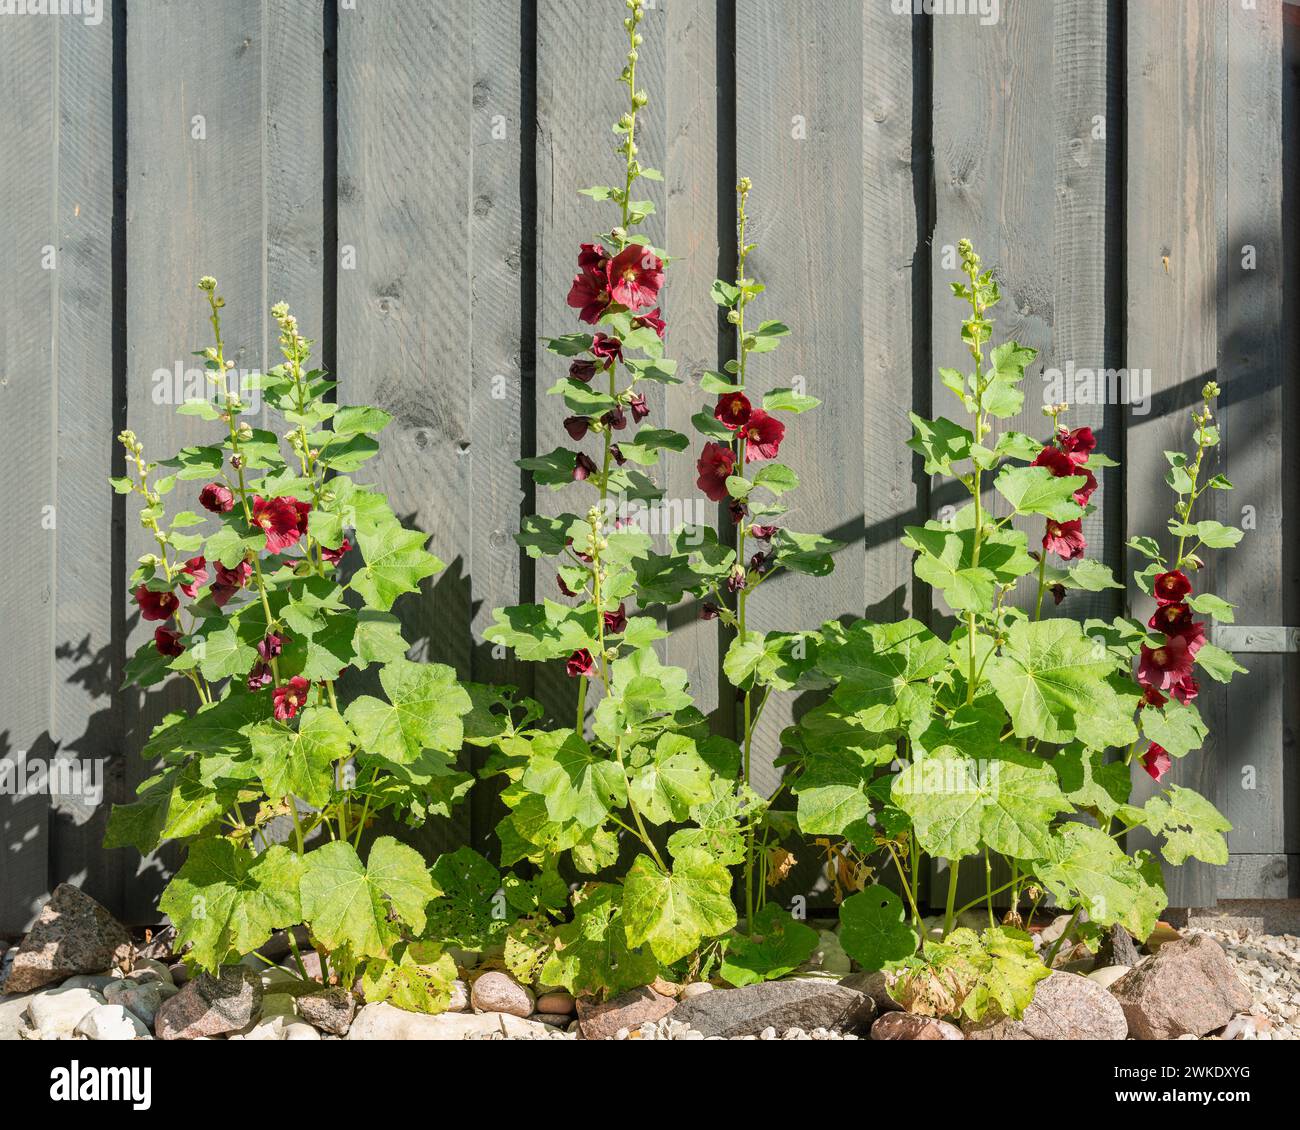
1140,786,1231,866
1036,823,1166,939
351,522,444,610
424,846,509,950
626,733,715,825
539,884,660,997
299,837,436,959
721,904,820,987
994,464,1085,520
820,619,947,731
987,619,1136,748
621,849,737,964
344,657,470,764
246,706,354,806
838,886,919,972
520,730,626,829
159,841,304,971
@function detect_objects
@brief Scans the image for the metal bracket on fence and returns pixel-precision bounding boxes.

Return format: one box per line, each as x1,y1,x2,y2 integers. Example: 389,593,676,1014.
1209,626,1300,654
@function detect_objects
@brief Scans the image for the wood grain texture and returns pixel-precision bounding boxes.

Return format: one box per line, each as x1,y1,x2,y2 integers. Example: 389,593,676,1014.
338,0,477,858
46,8,121,919
0,16,58,932
863,3,927,625
1124,0,1221,908
466,0,527,855
1215,0,1295,880
735,0,866,797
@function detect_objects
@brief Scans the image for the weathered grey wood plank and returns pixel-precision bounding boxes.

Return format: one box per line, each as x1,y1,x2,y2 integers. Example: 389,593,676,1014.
863,2,926,625
1213,0,1293,885
736,0,866,798
0,15,58,933
125,0,279,921
659,0,724,722
1124,0,1221,907
337,0,479,858
466,0,527,855
47,6,121,918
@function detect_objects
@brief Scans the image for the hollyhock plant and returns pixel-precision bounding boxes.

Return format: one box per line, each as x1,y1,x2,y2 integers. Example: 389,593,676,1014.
482,2,844,1004
106,280,479,1011
714,390,752,430
1153,568,1192,604
770,241,1241,1013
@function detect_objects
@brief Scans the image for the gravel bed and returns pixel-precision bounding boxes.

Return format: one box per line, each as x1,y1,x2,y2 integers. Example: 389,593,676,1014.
1186,926,1300,1040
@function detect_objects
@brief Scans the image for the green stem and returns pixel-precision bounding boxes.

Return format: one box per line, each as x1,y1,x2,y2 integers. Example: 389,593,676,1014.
1043,906,1081,967
944,857,961,935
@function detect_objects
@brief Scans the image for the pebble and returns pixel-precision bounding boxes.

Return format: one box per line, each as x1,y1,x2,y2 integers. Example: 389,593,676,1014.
680,982,714,999
26,987,107,1039
75,1004,151,1041
535,991,576,1015
104,979,168,1027
1188,927,1299,1041
470,972,534,1018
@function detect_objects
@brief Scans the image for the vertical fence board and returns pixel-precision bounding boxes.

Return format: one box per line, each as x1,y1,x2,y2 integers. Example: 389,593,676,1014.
735,0,866,800
47,10,120,916
1124,0,1220,909
0,18,58,932
337,0,478,858
660,0,724,721
1215,0,1294,890
863,3,926,625
466,0,527,854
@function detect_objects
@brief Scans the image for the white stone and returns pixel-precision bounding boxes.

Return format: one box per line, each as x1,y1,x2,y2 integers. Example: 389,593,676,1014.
1087,965,1131,991
284,1022,322,1041
127,957,174,986
681,982,714,999
26,987,107,1039
104,980,167,1027
346,1002,552,1041
75,1004,150,1041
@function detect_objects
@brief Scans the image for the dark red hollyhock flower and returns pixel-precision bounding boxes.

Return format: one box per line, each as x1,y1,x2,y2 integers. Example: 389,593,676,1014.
750,524,777,541
211,559,254,609
1171,674,1200,706
135,584,179,622
293,499,312,538
741,410,785,460
153,626,185,658
699,602,721,621
1149,602,1193,635
273,675,311,721
1050,582,1067,605
1071,465,1098,506
1140,685,1168,709
610,444,627,466
556,572,579,598
1138,634,1196,692
603,603,627,634
1032,445,1075,479
633,307,666,338
321,538,351,566
726,565,747,593
606,244,664,310
1153,569,1192,605
1042,518,1086,561
564,416,590,441
1142,743,1172,782
569,358,597,383
714,391,752,431
749,551,772,576
1058,425,1096,466
257,633,288,661
591,333,623,367
179,556,209,599
602,406,628,431
567,243,611,324
199,482,235,514
566,648,596,679
247,663,273,691
696,442,737,502
252,495,305,554
729,500,748,525
628,393,650,423
573,452,598,482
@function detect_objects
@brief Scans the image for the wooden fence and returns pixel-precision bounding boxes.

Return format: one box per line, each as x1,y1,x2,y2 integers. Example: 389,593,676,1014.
1,0,1295,931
